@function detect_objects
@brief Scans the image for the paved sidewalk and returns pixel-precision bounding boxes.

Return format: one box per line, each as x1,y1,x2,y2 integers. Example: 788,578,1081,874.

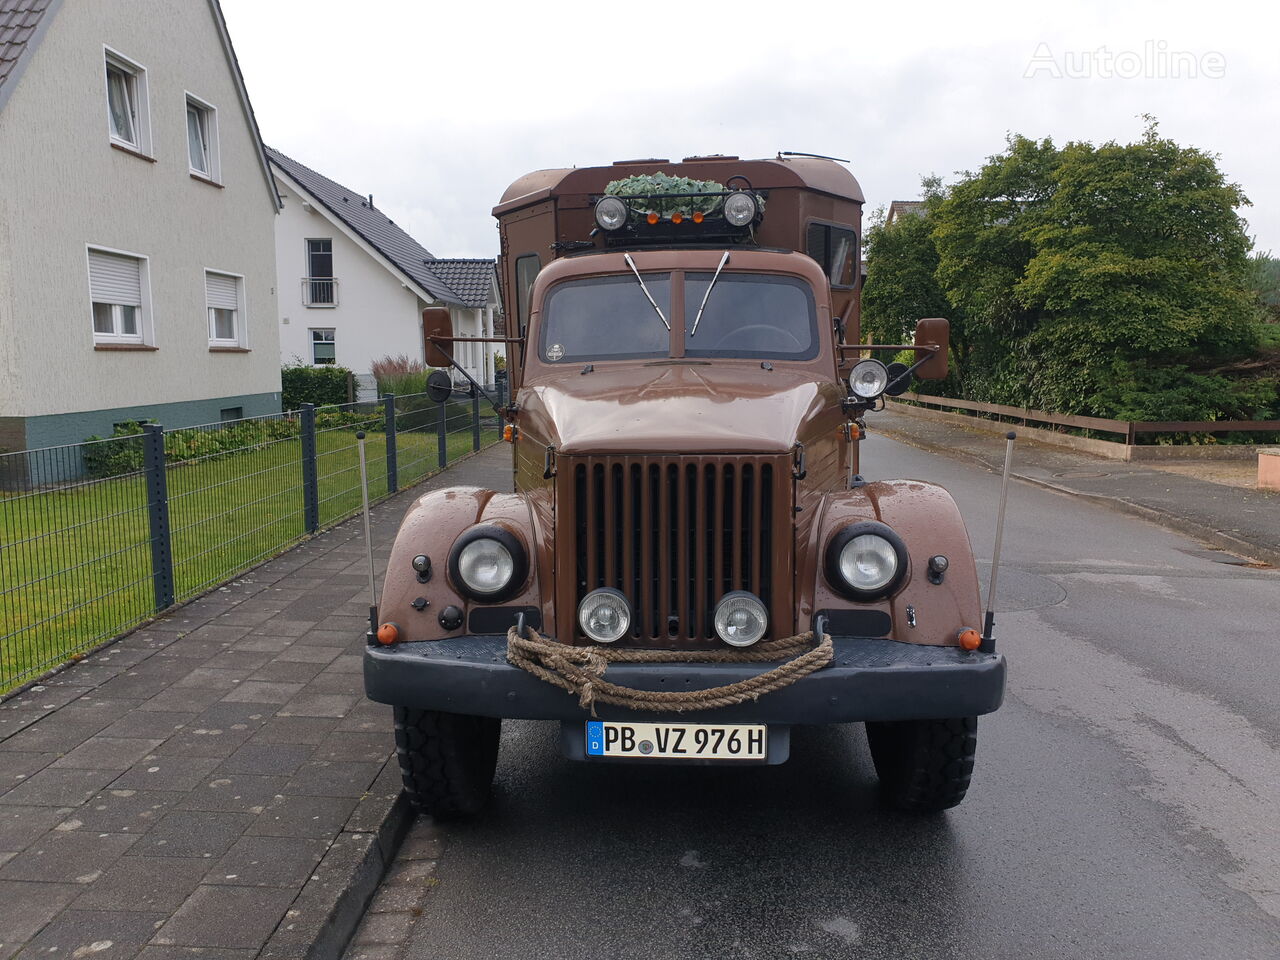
0,444,510,960
873,406,1280,566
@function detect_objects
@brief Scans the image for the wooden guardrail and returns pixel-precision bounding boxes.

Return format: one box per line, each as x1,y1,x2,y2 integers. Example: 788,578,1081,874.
900,392,1280,444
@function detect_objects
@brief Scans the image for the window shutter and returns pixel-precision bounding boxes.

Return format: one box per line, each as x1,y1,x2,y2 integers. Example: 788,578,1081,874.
206,272,239,310
88,250,142,306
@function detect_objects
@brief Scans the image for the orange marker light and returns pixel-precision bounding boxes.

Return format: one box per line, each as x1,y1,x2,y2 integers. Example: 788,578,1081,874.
692,211,704,223
958,627,981,651
647,212,660,225
671,212,683,224
502,424,515,442
377,622,400,645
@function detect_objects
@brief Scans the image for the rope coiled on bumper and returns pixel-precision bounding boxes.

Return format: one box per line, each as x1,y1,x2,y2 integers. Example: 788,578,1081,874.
506,625,833,715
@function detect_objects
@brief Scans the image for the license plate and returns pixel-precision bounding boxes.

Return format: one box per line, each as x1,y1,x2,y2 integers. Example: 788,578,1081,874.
585,721,767,760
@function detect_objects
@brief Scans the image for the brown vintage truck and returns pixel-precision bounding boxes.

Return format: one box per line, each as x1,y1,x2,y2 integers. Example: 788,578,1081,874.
363,154,1006,815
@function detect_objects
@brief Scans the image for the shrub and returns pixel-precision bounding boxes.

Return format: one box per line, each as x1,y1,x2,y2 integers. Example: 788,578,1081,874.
83,422,147,478
371,354,430,397
281,364,352,409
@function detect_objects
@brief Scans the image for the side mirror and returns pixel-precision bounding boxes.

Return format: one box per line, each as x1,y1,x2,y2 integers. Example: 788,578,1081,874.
913,318,950,380
422,307,454,369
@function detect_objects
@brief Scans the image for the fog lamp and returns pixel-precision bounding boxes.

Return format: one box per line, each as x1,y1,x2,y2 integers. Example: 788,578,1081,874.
713,591,768,647
594,196,628,231
578,587,631,643
723,192,758,227
849,359,890,399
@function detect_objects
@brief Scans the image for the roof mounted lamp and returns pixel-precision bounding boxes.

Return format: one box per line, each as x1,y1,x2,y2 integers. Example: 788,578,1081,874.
723,192,758,227
594,196,629,231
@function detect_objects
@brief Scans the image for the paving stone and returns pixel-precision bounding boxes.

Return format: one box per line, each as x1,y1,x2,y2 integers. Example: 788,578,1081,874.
172,669,253,693
113,756,222,792
153,724,257,760
73,789,185,834
381,857,438,886
0,830,137,883
351,911,413,945
272,647,342,665
245,795,358,839
0,753,56,791
72,856,211,912
152,885,296,948
212,743,314,777
152,639,229,661
0,767,121,808
277,693,359,719
204,835,327,887
201,651,274,673
311,733,391,764
343,946,401,960
246,661,327,684
138,687,226,714
288,629,355,648
185,625,253,644
229,637,295,654
125,810,254,859
14,909,168,960
0,721,114,755
0,879,82,946
179,775,291,814
320,654,363,675
257,620,318,638
189,702,273,731
96,712,188,741
0,806,69,853
365,882,426,914
220,682,303,705
283,761,382,798
247,717,338,746
137,946,257,960
52,737,165,771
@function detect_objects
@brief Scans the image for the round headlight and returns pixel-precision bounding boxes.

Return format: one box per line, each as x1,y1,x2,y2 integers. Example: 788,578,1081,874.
578,588,631,643
594,196,629,231
849,359,890,399
447,526,527,603
824,522,909,600
722,192,758,227
713,591,768,647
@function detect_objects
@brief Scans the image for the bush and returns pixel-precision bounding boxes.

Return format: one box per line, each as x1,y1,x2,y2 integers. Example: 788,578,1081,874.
83,422,147,478
371,355,430,397
282,364,352,409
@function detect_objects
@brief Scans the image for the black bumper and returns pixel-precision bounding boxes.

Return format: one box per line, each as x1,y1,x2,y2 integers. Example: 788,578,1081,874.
363,635,1006,724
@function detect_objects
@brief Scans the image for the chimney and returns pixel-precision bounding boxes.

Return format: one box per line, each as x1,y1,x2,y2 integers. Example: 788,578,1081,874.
368,194,374,208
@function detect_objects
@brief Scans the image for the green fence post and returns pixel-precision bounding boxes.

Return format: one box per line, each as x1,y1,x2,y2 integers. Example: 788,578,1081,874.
142,423,175,610
384,394,398,493
437,399,448,469
300,403,320,533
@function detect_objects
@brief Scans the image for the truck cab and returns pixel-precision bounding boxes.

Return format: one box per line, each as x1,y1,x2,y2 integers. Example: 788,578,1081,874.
364,155,1005,816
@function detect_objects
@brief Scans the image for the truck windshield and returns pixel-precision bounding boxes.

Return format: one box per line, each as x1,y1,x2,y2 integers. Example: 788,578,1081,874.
684,273,817,360
540,274,671,363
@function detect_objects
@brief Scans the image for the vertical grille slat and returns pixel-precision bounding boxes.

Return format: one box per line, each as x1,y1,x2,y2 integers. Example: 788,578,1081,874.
561,454,790,647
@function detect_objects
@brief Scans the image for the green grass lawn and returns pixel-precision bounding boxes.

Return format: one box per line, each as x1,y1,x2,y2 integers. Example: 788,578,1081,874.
1,422,498,692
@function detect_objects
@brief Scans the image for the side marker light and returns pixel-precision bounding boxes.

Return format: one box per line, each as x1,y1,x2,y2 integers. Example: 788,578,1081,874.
647,212,660,225
377,622,400,645
958,627,981,651
502,424,516,442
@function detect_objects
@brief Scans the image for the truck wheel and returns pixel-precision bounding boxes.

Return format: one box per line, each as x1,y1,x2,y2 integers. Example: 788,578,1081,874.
393,707,501,817
865,716,977,813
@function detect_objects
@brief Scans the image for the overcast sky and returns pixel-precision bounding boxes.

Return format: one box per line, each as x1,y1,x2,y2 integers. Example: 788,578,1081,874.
220,0,1279,260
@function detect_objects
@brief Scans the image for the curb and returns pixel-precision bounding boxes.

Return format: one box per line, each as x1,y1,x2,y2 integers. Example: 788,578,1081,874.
875,424,1280,569
260,756,415,960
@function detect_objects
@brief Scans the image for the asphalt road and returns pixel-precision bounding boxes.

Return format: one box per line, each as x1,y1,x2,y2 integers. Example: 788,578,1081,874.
375,433,1280,959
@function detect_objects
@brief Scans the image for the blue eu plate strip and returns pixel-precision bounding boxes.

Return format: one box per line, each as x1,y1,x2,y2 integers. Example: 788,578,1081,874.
586,721,604,756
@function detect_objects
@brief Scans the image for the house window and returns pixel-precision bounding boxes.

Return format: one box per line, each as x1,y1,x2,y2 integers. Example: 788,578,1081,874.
304,239,335,306
88,247,149,344
104,49,150,154
805,222,858,289
185,95,220,181
219,407,243,422
205,271,244,345
311,329,336,365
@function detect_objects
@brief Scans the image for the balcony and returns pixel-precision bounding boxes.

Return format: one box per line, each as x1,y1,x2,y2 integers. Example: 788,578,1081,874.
302,277,338,307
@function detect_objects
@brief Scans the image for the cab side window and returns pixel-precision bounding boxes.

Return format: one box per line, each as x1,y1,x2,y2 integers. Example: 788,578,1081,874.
806,223,857,289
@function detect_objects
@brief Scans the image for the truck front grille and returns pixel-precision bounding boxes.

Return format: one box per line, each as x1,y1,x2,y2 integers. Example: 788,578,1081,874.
555,455,793,647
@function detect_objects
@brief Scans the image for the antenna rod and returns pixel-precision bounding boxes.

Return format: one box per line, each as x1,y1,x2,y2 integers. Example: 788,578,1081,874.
356,431,378,640
982,431,1017,652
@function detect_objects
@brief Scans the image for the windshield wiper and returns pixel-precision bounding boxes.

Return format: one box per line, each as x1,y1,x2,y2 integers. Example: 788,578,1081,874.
689,251,730,337
623,253,669,331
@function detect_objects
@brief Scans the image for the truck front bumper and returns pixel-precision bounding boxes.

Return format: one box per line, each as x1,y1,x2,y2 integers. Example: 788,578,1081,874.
363,635,1006,724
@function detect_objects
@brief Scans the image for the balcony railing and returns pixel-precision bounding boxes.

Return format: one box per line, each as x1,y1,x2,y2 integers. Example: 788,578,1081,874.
302,277,338,307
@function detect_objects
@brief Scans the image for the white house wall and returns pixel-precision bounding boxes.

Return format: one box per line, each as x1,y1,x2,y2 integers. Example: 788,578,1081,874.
275,179,424,377
0,0,280,447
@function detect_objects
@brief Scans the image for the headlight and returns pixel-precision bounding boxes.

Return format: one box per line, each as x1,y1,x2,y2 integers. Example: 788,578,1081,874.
722,191,758,227
578,588,631,643
713,591,768,647
594,196,629,231
825,522,909,600
849,359,889,399
447,526,527,602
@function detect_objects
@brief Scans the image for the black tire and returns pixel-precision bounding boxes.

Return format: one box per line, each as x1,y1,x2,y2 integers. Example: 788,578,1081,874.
392,707,501,817
865,716,977,813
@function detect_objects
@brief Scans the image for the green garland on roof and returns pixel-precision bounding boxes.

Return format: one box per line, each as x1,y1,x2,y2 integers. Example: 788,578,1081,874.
604,172,765,218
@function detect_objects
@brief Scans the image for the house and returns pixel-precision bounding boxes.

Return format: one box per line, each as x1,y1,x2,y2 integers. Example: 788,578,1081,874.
0,0,282,454
267,149,502,394
885,200,926,225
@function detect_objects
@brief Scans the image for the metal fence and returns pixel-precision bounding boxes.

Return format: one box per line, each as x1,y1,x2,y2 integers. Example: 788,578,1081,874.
0,386,502,694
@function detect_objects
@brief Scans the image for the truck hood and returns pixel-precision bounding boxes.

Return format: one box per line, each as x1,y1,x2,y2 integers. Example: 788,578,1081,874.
520,363,829,454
